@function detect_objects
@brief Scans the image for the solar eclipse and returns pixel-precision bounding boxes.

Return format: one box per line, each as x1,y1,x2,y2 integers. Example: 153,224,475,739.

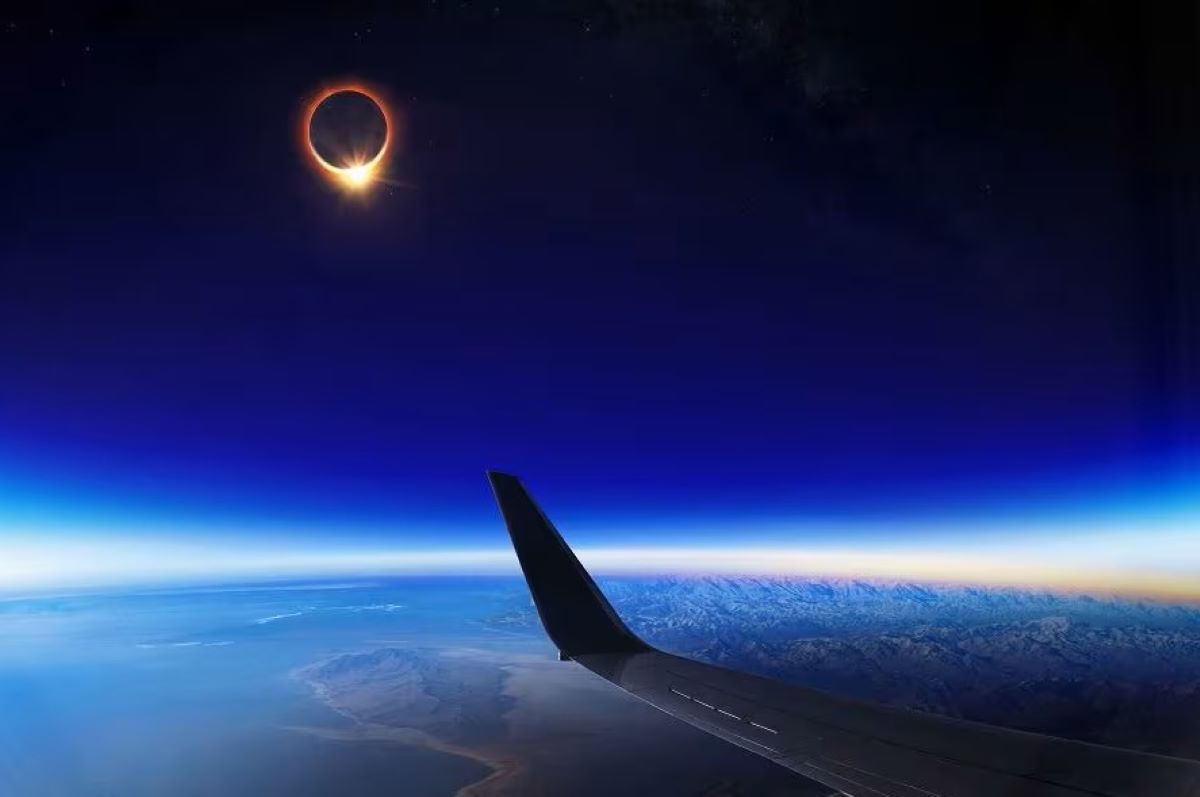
303,84,391,191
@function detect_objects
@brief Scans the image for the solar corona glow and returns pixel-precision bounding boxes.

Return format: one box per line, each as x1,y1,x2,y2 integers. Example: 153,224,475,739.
302,84,392,191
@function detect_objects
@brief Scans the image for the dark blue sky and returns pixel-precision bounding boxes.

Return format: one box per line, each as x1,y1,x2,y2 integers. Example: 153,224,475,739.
1,1,1196,554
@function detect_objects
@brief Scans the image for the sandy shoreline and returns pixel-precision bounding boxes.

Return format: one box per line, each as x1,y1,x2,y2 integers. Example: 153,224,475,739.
288,662,526,796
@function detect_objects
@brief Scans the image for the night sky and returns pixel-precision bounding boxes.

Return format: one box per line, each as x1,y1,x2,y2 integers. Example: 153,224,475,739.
1,2,1198,587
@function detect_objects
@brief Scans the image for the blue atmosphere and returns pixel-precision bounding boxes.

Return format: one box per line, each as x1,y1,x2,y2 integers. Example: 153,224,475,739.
1,2,1197,590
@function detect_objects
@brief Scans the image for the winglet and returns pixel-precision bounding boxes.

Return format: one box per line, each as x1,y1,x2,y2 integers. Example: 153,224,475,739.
487,471,650,658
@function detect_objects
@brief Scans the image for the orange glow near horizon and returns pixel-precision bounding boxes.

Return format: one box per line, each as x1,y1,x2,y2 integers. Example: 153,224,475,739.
300,83,393,191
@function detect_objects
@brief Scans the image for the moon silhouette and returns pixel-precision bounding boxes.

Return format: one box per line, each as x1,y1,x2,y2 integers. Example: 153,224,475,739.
303,85,391,190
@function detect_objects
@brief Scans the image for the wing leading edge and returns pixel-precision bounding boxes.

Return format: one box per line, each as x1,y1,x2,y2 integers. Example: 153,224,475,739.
487,471,1200,797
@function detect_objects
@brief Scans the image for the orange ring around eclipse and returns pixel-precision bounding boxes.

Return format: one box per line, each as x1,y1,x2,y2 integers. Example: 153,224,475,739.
301,83,393,190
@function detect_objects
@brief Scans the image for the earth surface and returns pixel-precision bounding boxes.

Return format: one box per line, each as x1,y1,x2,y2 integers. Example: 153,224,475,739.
3,576,1200,796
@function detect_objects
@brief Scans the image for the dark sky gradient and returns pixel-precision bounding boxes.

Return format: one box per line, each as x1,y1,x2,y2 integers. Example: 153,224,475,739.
1,2,1197,544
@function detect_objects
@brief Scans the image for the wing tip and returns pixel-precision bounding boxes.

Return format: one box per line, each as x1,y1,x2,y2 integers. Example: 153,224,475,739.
487,470,650,657
485,470,520,494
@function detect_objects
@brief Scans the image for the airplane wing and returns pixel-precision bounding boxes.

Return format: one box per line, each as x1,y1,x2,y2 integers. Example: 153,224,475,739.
487,471,1200,797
